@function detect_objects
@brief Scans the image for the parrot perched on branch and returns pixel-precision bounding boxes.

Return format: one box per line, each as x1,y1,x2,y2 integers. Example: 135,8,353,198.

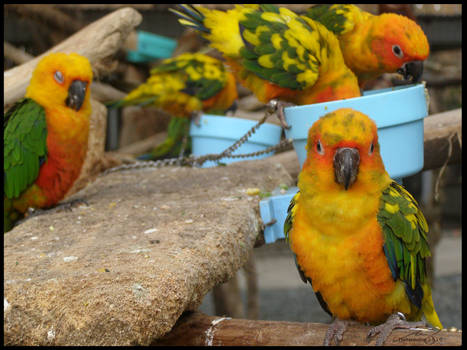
171,4,361,128
4,52,93,233
284,108,442,345
305,4,430,88
110,52,238,160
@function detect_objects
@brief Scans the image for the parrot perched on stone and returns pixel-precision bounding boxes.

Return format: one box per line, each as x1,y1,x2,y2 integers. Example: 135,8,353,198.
171,4,361,128
111,52,238,160
305,4,430,88
284,108,442,345
4,52,93,233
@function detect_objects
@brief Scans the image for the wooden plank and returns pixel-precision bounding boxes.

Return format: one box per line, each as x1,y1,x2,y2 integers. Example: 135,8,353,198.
153,311,462,346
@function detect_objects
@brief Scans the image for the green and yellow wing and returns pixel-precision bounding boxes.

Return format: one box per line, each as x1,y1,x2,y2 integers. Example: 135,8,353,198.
377,181,431,309
238,4,326,90
153,53,228,101
4,98,48,199
305,4,357,36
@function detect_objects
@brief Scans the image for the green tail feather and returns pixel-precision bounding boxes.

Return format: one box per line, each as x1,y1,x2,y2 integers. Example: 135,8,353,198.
138,117,191,161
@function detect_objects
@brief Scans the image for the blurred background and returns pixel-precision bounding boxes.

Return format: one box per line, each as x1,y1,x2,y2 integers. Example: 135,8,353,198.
4,4,461,329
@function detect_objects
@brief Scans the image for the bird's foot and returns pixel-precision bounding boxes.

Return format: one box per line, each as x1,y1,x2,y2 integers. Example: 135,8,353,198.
191,111,203,126
266,99,295,130
52,198,90,213
367,312,427,346
323,318,357,346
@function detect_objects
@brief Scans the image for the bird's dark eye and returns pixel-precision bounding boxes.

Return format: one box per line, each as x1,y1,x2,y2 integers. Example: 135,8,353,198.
54,70,64,84
392,45,404,59
369,142,375,155
316,139,324,155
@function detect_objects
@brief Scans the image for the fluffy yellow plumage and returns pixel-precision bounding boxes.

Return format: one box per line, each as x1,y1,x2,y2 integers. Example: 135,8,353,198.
285,108,442,345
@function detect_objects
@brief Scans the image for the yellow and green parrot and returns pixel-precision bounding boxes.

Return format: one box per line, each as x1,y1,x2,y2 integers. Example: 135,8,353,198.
171,4,361,128
305,4,430,88
111,52,238,160
284,108,442,345
4,52,93,233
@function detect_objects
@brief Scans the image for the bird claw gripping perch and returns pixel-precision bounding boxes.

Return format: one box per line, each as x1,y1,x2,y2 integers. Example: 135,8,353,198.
266,99,295,130
366,312,427,346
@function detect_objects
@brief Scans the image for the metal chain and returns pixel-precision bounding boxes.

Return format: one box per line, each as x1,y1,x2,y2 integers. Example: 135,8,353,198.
101,106,291,176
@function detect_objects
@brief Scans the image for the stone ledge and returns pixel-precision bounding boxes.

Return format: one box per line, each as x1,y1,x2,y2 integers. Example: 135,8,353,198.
4,159,293,345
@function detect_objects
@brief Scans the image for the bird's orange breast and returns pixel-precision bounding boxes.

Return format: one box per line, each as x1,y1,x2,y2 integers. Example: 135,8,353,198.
290,198,410,323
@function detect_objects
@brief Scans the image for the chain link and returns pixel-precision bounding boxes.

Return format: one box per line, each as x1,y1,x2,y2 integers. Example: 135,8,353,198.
101,106,292,176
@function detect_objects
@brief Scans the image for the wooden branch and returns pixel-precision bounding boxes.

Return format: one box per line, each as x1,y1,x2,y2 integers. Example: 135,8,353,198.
116,131,168,156
4,7,142,107
5,4,83,33
153,311,461,346
91,81,126,104
423,108,461,171
4,41,34,65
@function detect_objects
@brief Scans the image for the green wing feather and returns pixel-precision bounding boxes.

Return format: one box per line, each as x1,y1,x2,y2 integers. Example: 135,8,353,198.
239,4,323,90
284,191,300,244
377,181,431,308
305,4,356,35
152,54,228,101
110,54,228,109
4,98,48,199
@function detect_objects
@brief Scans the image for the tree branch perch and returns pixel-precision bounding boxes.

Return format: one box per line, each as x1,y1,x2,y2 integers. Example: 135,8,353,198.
152,311,461,346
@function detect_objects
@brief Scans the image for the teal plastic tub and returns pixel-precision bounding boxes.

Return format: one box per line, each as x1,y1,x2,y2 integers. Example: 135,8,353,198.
261,84,429,244
284,84,428,180
190,114,283,168
126,31,177,63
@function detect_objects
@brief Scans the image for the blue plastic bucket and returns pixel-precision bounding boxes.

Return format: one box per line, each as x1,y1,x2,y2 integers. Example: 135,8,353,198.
126,31,177,63
284,84,428,180
190,114,283,168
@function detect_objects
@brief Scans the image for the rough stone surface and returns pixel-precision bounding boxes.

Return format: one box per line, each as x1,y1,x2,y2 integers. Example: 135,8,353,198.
3,159,293,345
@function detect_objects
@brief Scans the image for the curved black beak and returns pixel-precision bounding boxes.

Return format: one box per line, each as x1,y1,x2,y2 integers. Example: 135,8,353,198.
334,147,360,190
66,80,88,111
397,60,424,84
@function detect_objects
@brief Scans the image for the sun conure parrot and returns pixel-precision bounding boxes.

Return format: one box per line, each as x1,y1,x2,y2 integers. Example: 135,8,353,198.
305,4,430,88
171,4,361,128
284,108,442,345
110,52,238,160
4,52,93,233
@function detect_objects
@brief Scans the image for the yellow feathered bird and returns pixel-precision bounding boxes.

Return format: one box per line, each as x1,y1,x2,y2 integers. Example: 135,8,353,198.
284,108,442,345
305,4,430,88
111,52,238,160
171,4,361,128
4,53,93,232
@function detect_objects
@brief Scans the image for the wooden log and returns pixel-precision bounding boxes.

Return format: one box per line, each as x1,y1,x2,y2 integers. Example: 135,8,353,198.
4,7,142,107
117,131,168,156
4,41,34,65
153,311,462,346
423,108,461,171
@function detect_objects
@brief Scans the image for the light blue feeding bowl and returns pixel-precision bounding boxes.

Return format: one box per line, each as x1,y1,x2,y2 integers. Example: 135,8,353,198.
284,84,428,180
190,114,283,168
261,84,428,244
126,31,177,63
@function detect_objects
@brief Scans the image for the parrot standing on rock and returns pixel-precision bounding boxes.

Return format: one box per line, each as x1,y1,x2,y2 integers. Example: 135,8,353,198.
171,4,361,128
305,4,430,88
111,52,238,160
4,52,93,233
284,108,442,345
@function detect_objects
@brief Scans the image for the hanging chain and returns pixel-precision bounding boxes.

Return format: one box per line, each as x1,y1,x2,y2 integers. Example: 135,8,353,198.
101,106,293,176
